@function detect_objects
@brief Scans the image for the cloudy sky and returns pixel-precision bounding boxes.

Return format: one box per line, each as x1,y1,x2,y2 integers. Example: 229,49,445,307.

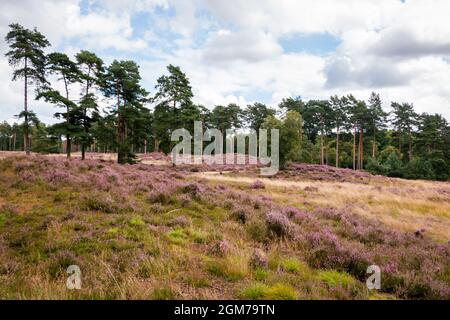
1,0,450,123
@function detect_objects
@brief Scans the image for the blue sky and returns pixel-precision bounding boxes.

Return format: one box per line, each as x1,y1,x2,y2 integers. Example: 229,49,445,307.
1,0,450,123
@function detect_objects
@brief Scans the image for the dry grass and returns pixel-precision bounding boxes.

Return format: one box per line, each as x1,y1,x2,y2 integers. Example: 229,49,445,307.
199,172,450,242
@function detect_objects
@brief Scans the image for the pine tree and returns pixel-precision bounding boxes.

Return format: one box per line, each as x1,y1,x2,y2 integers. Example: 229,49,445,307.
5,23,50,155
102,60,149,164
75,50,104,160
367,92,387,158
330,95,348,168
39,52,80,158
152,65,194,152
391,102,418,161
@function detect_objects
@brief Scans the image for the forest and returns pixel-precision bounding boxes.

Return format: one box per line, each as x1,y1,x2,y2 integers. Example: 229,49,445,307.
2,23,450,181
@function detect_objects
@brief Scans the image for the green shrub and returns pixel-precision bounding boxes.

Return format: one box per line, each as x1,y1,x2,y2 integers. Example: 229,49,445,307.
246,218,267,242
238,283,297,300
152,287,176,300
280,258,303,274
206,258,247,282
128,216,145,228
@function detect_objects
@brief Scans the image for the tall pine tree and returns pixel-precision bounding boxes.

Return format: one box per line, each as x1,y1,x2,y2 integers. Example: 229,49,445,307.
5,23,50,155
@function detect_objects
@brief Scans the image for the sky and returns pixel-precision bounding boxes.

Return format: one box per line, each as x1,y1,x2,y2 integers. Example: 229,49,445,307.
1,0,450,124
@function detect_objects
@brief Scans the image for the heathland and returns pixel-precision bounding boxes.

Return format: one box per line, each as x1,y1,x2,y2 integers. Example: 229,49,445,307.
0,152,449,299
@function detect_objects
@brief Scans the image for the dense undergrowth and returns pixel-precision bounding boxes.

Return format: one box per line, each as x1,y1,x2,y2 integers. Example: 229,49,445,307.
0,155,448,299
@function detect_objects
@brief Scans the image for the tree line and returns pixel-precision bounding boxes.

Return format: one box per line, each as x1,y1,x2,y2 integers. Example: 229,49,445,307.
2,23,450,180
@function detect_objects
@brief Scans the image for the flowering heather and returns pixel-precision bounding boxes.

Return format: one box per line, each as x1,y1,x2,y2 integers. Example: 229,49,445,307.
169,215,192,228
304,186,319,193
281,163,373,183
0,155,449,300
43,170,71,183
208,240,230,257
264,211,294,238
250,180,265,189
179,182,205,199
283,206,311,222
249,248,268,269
230,206,250,224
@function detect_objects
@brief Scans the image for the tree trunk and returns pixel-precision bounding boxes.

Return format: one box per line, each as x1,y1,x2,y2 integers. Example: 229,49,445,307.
24,57,30,155
320,131,324,165
408,128,412,161
63,75,71,159
81,72,90,161
117,83,126,164
335,126,340,168
144,139,147,154
353,125,356,170
372,123,376,158
358,127,363,170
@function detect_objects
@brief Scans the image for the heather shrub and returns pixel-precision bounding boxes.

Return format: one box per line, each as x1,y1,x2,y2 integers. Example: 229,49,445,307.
249,249,268,269
314,207,343,222
283,206,309,220
306,231,370,280
304,186,319,192
14,160,35,172
176,194,191,206
179,182,205,200
250,180,265,189
43,169,71,184
148,186,176,205
80,192,119,213
208,240,230,257
265,211,294,238
47,251,78,279
230,206,250,224
168,215,192,228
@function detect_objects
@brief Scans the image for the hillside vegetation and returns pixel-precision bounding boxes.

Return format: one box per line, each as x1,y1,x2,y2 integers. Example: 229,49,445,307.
0,154,449,299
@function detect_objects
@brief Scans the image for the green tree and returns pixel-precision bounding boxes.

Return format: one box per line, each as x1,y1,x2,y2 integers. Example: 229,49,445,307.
209,103,243,152
102,60,149,164
0,122,13,151
306,100,333,165
5,23,50,155
152,65,194,152
75,50,104,159
244,103,276,137
391,102,418,161
262,111,303,168
278,96,305,115
153,65,193,110
367,92,388,158
38,52,80,158
346,96,369,170
330,95,348,168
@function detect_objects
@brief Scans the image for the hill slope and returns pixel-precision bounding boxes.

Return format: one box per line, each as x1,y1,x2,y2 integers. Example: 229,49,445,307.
0,155,449,299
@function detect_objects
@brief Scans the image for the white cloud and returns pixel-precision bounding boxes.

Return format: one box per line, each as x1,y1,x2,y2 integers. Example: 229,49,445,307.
202,30,282,63
1,0,450,123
